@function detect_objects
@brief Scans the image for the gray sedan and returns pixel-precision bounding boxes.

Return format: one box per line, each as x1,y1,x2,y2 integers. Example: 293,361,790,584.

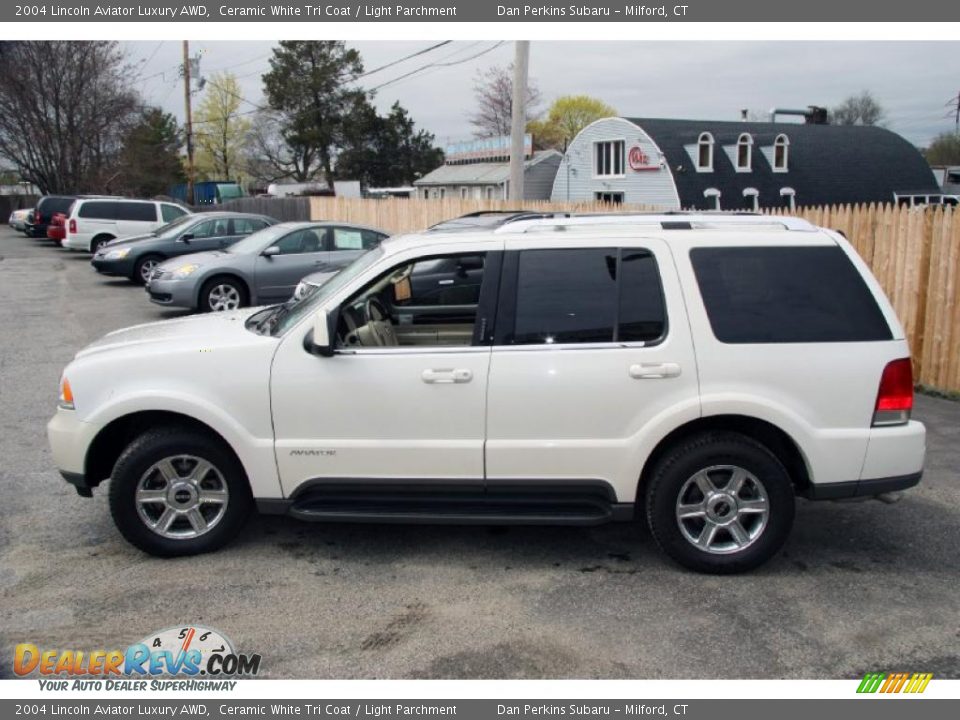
145,221,389,312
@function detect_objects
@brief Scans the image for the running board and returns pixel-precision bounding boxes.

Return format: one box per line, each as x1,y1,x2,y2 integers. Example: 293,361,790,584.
276,483,633,526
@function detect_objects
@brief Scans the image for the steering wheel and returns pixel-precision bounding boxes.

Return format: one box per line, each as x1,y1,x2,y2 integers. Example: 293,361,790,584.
363,296,398,347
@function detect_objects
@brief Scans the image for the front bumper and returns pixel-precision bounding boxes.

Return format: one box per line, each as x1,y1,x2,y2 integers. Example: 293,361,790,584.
145,276,198,309
48,408,100,497
91,255,134,277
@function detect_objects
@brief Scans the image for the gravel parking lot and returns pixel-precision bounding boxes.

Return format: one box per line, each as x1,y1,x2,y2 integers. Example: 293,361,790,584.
1,224,958,679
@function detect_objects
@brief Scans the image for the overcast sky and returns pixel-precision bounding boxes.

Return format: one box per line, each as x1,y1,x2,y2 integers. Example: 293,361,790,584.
126,40,959,148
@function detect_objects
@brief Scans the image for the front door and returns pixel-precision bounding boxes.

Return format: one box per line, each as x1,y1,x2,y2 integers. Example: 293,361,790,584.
255,227,330,303
270,248,500,497
484,240,699,502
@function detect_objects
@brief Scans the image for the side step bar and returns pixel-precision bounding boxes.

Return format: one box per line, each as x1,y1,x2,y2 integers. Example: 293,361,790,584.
263,482,634,526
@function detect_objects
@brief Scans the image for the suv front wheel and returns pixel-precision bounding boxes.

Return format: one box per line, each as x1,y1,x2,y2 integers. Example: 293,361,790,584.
645,431,795,574
108,427,252,557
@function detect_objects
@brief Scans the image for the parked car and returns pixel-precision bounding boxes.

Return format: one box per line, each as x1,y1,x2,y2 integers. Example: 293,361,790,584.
27,195,76,238
62,198,192,254
145,221,388,312
47,213,925,572
47,212,67,245
91,212,277,284
7,208,32,232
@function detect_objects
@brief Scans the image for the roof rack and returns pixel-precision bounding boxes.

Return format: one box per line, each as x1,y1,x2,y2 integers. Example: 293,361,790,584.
427,210,572,232
492,212,817,234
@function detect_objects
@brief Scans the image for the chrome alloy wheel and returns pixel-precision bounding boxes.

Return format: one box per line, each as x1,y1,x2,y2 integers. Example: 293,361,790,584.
135,455,229,539
208,283,240,311
139,258,160,283
675,465,770,554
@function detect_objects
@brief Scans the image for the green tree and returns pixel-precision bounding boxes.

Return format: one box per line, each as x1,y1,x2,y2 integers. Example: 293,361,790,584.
527,95,617,150
262,41,364,186
924,131,960,166
336,100,443,188
194,72,252,181
831,90,885,126
118,108,185,197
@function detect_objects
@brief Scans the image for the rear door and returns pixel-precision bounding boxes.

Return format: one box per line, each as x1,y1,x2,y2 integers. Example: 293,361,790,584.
182,218,232,253
327,226,385,266
484,238,700,502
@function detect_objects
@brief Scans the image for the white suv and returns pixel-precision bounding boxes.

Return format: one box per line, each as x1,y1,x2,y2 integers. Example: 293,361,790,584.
63,198,191,253
47,213,926,573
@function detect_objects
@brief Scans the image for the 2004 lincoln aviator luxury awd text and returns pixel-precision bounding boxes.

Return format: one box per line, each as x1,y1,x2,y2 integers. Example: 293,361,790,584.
47,212,925,573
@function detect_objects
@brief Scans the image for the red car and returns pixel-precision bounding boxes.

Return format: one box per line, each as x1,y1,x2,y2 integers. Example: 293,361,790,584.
47,212,67,245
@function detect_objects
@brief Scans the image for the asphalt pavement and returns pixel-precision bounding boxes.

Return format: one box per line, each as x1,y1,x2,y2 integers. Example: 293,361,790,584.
1,224,958,679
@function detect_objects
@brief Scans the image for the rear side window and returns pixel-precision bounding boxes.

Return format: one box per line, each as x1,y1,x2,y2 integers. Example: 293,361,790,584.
507,247,666,345
690,246,892,343
78,201,116,220
161,204,187,222
115,202,157,222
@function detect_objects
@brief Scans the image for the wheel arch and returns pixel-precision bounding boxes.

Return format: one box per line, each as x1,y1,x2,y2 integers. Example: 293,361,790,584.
637,415,812,502
90,233,116,250
84,410,247,491
196,272,251,310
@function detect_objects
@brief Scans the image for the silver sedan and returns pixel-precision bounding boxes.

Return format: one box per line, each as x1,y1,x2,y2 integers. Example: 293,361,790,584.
145,221,389,312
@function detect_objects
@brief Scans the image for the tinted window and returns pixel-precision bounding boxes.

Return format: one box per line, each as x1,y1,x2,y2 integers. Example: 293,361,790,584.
231,218,265,235
691,246,892,343
273,228,325,255
40,197,75,216
619,250,667,342
187,220,217,239
512,248,619,345
115,202,157,222
78,201,116,220
161,204,187,222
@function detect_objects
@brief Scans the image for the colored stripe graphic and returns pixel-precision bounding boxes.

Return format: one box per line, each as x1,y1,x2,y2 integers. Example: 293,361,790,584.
857,672,932,693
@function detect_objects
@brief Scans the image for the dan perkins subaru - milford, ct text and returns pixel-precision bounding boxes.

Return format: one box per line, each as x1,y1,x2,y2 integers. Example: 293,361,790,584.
498,5,689,16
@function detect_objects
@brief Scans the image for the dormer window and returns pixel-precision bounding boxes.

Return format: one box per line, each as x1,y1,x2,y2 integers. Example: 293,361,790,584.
704,188,721,210
736,133,753,172
780,187,796,211
697,133,714,172
774,134,789,171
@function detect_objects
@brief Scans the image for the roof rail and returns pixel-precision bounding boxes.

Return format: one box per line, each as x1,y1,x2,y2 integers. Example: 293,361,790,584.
493,212,817,234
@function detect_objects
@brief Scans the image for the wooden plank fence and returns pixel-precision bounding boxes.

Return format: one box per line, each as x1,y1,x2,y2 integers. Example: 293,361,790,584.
305,197,960,395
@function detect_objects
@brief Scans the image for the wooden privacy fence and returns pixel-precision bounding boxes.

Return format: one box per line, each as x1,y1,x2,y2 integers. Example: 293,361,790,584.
307,198,960,395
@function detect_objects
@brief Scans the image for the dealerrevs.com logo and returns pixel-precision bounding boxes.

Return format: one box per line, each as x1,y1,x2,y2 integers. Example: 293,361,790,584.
14,626,261,691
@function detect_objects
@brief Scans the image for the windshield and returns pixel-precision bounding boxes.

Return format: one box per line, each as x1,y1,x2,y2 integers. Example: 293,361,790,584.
153,214,196,237
270,247,385,336
227,224,299,254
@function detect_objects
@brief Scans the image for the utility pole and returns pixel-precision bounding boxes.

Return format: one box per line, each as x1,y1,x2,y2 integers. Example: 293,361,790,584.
508,40,529,202
183,40,195,206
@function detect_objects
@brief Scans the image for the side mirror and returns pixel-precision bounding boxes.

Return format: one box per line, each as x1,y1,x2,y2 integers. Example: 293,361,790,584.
309,309,335,357
262,246,280,258
179,233,194,243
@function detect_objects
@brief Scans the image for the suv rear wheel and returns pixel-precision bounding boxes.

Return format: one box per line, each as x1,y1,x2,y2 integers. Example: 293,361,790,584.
108,427,252,557
645,431,795,574
90,235,114,254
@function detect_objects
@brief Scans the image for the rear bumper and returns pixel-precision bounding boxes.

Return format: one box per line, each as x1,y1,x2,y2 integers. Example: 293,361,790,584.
804,472,922,500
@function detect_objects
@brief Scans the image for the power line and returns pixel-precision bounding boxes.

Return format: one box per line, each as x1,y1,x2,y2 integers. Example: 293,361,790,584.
354,41,452,81
367,41,506,93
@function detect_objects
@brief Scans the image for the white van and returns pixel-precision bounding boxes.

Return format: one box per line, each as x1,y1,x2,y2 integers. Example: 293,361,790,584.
62,198,191,253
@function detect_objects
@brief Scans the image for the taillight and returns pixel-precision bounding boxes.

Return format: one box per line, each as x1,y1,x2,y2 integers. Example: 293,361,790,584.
873,358,913,426
69,219,77,234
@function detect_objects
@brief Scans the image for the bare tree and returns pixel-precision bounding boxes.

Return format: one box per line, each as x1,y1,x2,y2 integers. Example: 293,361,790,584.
831,90,886,126
468,64,541,138
242,110,321,186
0,41,140,194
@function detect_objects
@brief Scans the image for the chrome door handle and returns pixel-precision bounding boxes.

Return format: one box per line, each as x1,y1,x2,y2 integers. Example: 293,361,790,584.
438,279,454,286
629,362,681,379
422,368,473,384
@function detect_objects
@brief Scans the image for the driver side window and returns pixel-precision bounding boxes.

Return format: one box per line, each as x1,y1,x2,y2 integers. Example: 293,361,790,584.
335,252,490,350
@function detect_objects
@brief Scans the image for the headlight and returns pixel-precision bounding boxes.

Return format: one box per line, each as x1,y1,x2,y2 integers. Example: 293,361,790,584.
104,248,130,260
172,263,199,280
58,377,75,410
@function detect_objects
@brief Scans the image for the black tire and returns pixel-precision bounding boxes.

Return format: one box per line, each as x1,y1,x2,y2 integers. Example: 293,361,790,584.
108,426,252,557
132,254,163,285
199,276,248,313
90,235,114,254
644,431,795,574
